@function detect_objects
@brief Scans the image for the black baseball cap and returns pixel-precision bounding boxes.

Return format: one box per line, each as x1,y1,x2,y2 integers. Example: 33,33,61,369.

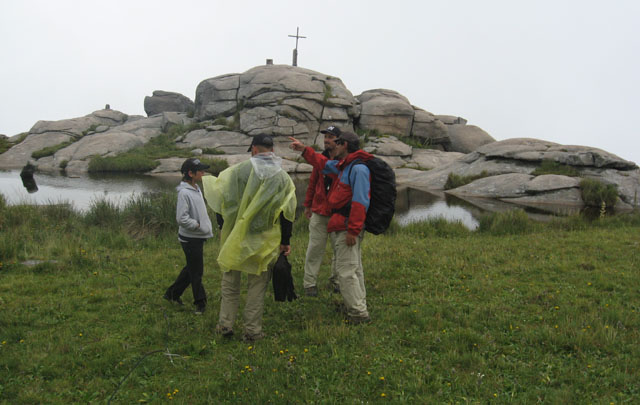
320,125,341,137
247,134,274,152
181,158,210,174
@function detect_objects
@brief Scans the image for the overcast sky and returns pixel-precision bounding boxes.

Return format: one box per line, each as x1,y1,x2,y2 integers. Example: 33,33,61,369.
1,0,639,164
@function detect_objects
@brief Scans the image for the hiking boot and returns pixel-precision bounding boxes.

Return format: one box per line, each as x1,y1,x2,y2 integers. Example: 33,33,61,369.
215,325,234,338
304,286,318,297
163,294,184,306
346,315,371,325
242,332,265,343
194,305,206,315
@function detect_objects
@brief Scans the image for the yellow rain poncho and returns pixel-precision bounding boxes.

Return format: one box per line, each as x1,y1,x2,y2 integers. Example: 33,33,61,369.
202,153,296,274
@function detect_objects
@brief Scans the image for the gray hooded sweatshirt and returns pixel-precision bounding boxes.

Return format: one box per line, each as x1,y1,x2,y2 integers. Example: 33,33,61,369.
176,181,213,240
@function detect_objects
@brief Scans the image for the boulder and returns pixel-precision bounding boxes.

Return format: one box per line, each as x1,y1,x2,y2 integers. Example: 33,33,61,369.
144,90,195,117
363,135,412,157
406,149,465,170
446,124,495,153
411,108,450,149
356,89,414,137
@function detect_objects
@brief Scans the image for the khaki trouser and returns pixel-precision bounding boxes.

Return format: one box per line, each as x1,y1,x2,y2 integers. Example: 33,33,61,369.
217,268,271,336
330,230,368,318
303,213,337,289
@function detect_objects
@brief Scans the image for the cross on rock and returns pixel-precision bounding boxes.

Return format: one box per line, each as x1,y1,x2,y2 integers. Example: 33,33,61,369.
288,27,307,66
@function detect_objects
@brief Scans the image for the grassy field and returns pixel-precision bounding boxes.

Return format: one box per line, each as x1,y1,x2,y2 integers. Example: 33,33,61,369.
1,193,639,404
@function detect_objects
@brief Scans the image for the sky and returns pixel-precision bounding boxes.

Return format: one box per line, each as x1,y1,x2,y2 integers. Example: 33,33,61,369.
1,0,639,164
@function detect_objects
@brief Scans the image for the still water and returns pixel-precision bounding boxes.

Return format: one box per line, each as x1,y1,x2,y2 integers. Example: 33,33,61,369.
0,170,480,230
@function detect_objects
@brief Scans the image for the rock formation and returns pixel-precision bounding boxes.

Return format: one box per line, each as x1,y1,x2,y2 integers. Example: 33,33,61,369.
1,64,638,213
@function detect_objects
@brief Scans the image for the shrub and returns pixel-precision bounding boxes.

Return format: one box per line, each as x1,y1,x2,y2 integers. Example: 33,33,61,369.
580,178,617,207
59,160,68,170
200,157,229,176
444,171,489,190
397,135,435,150
202,147,225,155
31,141,73,159
478,209,533,235
88,155,159,173
532,160,580,177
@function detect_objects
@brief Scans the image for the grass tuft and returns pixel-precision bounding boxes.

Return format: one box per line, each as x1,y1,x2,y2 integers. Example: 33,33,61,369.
444,171,490,190
532,159,580,177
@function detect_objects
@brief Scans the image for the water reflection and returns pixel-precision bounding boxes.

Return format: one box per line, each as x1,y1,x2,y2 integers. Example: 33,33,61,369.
395,187,480,230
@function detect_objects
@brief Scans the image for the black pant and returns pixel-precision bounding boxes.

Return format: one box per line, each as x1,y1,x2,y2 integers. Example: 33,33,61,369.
165,236,207,307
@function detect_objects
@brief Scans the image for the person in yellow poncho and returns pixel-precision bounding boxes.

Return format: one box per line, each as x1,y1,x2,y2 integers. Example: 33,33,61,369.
202,134,296,342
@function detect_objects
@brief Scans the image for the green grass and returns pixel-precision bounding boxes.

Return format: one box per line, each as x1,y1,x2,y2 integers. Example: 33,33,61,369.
444,171,490,190
532,160,580,177
31,141,73,159
1,196,639,403
397,135,437,150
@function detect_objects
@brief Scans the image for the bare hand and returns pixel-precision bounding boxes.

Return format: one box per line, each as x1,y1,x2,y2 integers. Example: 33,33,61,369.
288,137,306,152
345,233,357,246
304,207,312,219
280,244,291,256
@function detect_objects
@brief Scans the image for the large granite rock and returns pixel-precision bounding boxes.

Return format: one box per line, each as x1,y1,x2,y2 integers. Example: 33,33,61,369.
144,90,195,117
447,124,495,153
195,65,357,147
356,89,414,137
411,108,450,150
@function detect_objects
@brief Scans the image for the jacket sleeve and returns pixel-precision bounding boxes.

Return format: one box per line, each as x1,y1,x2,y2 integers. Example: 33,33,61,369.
304,167,319,208
347,164,371,236
279,212,293,245
176,191,199,230
302,146,328,172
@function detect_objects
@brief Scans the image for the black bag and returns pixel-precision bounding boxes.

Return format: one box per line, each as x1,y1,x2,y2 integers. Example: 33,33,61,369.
334,158,397,235
272,253,297,302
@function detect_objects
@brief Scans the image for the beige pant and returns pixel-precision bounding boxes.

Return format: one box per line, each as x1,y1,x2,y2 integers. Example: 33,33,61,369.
330,230,368,318
217,268,271,336
303,213,337,289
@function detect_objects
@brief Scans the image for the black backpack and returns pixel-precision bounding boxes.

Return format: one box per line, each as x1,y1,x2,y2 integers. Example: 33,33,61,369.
335,157,397,235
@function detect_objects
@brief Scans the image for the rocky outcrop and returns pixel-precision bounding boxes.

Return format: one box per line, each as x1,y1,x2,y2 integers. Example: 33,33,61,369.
400,138,639,211
0,110,128,169
195,65,357,147
144,90,194,117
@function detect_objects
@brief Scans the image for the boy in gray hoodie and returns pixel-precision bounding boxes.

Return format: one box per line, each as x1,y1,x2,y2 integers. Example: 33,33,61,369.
163,158,214,314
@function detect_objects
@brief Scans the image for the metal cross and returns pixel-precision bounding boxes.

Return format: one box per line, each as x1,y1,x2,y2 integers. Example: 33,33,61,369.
288,27,307,51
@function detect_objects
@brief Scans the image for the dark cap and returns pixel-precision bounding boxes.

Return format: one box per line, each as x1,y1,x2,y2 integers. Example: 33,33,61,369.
337,131,360,148
181,158,209,174
247,134,274,152
320,125,342,137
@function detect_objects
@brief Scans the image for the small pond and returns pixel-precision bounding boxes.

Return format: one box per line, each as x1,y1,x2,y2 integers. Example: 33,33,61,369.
2,169,581,231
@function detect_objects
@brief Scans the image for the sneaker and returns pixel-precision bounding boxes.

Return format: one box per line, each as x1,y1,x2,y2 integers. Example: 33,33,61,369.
242,332,265,343
194,305,206,315
304,286,318,297
215,325,234,338
346,315,371,325
163,294,184,306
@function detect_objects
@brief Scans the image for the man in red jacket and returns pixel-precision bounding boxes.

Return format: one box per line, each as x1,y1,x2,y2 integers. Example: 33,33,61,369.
289,131,372,324
302,126,341,297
